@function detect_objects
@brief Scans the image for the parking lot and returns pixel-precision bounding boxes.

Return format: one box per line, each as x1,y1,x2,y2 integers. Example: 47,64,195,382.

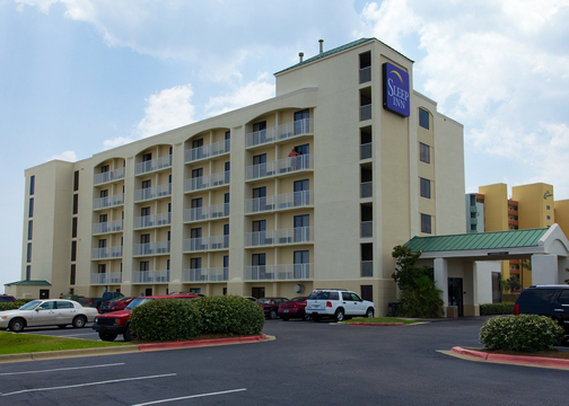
1,318,568,405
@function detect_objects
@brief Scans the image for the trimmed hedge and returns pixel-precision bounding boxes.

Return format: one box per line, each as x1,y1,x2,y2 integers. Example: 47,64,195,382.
480,302,515,316
130,295,264,342
0,299,34,312
479,314,564,352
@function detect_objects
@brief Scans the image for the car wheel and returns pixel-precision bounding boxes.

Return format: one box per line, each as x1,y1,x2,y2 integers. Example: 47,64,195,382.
366,308,375,318
72,315,87,328
99,332,118,342
270,310,278,319
334,308,345,322
9,318,25,332
123,325,136,342
281,315,290,321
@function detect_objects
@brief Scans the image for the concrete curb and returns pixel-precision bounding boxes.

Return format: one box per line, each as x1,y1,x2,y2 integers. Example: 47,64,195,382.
451,346,569,370
138,334,273,351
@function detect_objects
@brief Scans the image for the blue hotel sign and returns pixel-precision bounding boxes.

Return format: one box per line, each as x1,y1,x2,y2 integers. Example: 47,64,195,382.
383,62,410,117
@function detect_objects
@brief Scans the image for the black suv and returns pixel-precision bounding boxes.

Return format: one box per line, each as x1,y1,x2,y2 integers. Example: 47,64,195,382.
515,285,569,332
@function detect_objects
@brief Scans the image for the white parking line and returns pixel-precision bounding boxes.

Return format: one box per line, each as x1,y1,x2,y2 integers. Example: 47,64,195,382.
1,373,176,397
131,388,247,406
0,362,125,376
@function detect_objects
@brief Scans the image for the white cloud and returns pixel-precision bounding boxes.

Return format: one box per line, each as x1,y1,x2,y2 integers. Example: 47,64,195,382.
51,150,77,162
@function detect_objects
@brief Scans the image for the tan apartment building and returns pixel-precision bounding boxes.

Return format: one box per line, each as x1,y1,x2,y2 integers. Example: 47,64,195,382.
11,38,465,314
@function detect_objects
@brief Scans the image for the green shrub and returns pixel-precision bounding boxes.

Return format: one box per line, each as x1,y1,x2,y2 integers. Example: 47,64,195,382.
480,302,515,316
130,299,201,342
190,295,264,336
479,315,564,352
0,299,33,312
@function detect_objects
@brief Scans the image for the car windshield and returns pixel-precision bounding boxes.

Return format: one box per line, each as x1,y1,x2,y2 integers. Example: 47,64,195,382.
308,291,339,300
19,300,41,310
126,298,154,310
256,298,270,304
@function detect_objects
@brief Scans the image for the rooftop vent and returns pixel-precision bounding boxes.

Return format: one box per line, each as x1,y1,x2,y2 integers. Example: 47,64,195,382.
299,52,304,63
319,39,324,54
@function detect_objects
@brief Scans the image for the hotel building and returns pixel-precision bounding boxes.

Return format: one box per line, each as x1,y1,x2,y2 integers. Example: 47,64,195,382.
12,38,465,314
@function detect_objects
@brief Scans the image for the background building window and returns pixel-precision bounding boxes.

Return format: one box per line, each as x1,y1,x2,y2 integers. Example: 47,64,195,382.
72,194,78,214
70,264,76,285
26,243,32,263
29,198,34,217
72,217,78,238
26,265,31,281
420,178,431,199
28,220,33,240
421,213,432,234
419,108,430,129
29,175,35,195
73,170,79,191
419,142,430,163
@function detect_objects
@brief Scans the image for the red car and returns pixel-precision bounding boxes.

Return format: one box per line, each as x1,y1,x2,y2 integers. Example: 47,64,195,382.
278,296,308,321
257,297,289,319
99,296,134,313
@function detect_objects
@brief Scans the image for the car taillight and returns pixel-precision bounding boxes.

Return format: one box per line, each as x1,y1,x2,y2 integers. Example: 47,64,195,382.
514,303,520,315
326,301,332,308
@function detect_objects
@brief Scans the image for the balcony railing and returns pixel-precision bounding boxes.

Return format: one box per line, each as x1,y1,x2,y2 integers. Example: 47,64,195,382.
245,226,311,247
361,261,373,277
133,270,170,283
360,182,372,198
244,263,311,281
359,66,371,83
245,191,311,214
91,272,122,285
184,203,229,222
360,143,372,160
92,246,123,259
361,221,373,238
133,241,170,256
134,184,172,202
185,139,230,162
182,267,228,282
135,155,172,175
92,219,124,235
183,235,229,252
246,154,311,180
93,194,124,210
246,118,312,148
134,213,171,229
94,167,125,185
184,171,230,192
360,104,372,121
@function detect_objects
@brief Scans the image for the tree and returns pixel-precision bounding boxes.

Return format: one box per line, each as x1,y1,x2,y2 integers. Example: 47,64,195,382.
391,245,443,318
502,275,521,293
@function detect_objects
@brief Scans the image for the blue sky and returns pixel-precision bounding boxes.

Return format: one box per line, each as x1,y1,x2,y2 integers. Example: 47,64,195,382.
2,0,569,291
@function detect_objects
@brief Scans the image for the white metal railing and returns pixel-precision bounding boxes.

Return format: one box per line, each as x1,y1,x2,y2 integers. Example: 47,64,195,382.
134,212,171,229
360,143,372,160
91,272,122,284
183,235,229,252
93,194,124,210
359,66,371,83
133,241,170,256
184,203,229,222
245,190,311,214
92,219,124,235
94,167,125,185
245,226,311,247
134,183,172,201
244,263,311,281
246,118,312,148
92,246,123,259
246,154,311,180
361,261,373,277
133,270,170,283
184,171,230,192
185,139,230,162
182,267,228,282
361,221,373,238
360,182,373,198
360,104,372,121
135,155,172,175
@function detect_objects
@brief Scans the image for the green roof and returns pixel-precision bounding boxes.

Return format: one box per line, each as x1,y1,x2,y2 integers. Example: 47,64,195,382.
4,280,51,286
405,228,549,253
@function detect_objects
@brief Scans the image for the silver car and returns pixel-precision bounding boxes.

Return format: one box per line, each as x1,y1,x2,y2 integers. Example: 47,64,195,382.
0,299,99,332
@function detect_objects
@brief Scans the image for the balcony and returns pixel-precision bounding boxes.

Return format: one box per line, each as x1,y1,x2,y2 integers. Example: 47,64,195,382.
135,155,172,175
361,261,373,277
246,118,312,148
94,167,125,186
134,184,172,202
183,235,229,252
185,139,230,162
92,246,123,260
359,66,371,84
184,171,230,192
134,213,171,229
245,226,311,247
184,203,229,223
244,263,311,281
93,194,124,210
360,182,372,198
133,241,170,256
91,272,122,285
360,143,372,160
245,191,312,214
360,221,373,238
92,219,124,235
133,270,170,283
360,104,372,121
182,267,228,282
246,154,311,181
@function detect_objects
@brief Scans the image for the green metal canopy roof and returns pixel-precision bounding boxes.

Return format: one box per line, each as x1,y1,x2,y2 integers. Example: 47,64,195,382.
4,280,51,286
405,228,549,253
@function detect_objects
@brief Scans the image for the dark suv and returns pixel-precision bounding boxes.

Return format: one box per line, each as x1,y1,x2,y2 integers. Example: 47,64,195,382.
514,285,569,332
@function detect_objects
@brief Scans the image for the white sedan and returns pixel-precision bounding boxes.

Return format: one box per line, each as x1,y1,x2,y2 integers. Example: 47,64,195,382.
0,299,99,332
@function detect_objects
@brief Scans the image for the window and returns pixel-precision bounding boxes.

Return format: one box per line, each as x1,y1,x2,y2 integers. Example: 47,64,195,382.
140,234,150,244
546,205,551,210
97,263,106,274
70,264,76,285
225,131,231,152
420,178,431,199
361,243,373,277
72,194,78,214
27,220,33,240
26,243,32,263
419,108,430,129
253,153,266,165
73,170,79,191
294,214,310,242
142,152,152,162
99,213,107,223
26,265,31,281
419,142,430,163
359,51,371,83
252,287,265,299
294,109,309,134
141,180,151,189
190,257,201,270
29,198,34,217
29,175,35,195
293,250,309,278
421,213,432,234
141,206,150,217
71,241,77,261
72,217,78,238
100,164,109,173
140,261,149,271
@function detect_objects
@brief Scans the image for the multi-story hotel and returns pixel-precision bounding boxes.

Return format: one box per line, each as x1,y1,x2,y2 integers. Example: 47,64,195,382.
11,38,465,314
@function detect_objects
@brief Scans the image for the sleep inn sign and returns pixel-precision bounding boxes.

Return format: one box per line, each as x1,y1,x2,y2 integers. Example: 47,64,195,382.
383,62,410,117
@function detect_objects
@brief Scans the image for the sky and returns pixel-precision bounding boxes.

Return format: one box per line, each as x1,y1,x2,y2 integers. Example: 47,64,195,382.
1,0,569,291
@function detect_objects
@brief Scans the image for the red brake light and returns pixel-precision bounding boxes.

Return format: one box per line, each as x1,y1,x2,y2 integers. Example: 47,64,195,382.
514,303,520,315
326,301,332,308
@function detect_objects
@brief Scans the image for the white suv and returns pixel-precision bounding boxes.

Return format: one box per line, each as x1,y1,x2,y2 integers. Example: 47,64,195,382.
305,289,375,321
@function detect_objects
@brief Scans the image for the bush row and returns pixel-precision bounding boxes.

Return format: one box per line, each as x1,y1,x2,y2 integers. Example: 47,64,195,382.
0,299,34,312
130,295,265,342
479,302,515,315
479,314,564,352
